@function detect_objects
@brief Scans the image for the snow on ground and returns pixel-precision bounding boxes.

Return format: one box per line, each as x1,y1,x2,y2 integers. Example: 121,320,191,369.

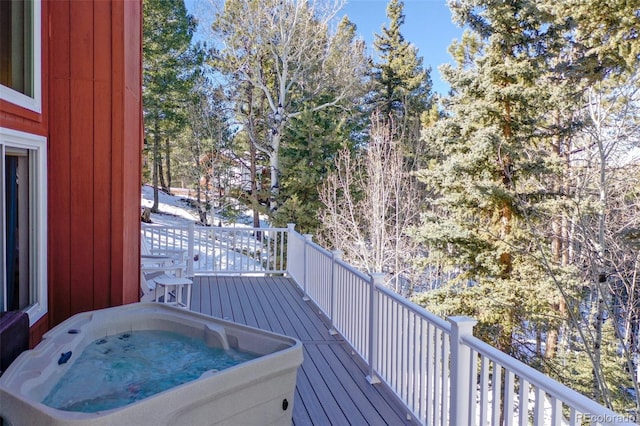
141,185,270,228
141,185,270,273
141,185,200,224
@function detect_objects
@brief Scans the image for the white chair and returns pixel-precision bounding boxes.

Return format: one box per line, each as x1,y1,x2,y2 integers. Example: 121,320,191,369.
140,235,192,309
140,235,188,267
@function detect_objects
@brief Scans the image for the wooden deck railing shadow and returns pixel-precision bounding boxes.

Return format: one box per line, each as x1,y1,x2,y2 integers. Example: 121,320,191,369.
142,223,635,426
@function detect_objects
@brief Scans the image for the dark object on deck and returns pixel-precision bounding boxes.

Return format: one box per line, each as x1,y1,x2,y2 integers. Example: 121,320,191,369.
0,311,29,375
58,351,72,365
141,207,152,223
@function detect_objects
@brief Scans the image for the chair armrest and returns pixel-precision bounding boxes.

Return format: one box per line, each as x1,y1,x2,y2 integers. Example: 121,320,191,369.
141,264,186,278
149,248,187,260
141,255,174,266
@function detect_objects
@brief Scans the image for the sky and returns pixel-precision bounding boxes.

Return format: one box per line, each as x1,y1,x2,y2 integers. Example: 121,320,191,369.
340,0,463,95
186,0,463,96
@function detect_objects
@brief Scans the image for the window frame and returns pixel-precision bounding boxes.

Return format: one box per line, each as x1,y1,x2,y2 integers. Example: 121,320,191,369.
1,127,47,325
0,0,42,113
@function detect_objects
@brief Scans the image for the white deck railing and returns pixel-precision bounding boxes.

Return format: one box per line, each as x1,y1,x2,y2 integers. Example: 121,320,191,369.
142,223,288,275
142,223,635,426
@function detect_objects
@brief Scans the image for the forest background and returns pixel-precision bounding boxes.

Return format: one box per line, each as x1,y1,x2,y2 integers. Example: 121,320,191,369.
142,0,640,415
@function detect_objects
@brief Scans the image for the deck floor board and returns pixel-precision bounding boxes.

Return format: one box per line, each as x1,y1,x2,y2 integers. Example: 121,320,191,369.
190,276,412,425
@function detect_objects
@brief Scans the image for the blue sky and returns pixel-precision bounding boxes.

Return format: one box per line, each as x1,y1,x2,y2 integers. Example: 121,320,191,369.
341,0,463,95
186,0,463,95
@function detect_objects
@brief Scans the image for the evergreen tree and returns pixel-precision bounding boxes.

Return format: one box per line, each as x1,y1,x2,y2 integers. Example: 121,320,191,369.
372,0,432,165
173,77,231,225
414,0,639,411
554,0,640,78
274,101,358,234
413,0,574,356
143,0,198,211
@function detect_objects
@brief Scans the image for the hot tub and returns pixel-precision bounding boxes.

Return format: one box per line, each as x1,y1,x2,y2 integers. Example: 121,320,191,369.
0,303,303,426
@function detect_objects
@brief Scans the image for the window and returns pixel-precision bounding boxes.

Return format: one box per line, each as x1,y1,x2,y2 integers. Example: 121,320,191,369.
1,127,47,325
0,0,41,113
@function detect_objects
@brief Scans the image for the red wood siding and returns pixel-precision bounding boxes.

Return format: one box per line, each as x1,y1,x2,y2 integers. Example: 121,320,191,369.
47,0,142,326
1,0,142,341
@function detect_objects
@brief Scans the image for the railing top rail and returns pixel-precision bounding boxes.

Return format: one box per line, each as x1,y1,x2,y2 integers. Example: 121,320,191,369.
334,258,370,282
460,334,629,420
142,223,190,230
143,223,289,233
376,284,452,332
304,238,333,258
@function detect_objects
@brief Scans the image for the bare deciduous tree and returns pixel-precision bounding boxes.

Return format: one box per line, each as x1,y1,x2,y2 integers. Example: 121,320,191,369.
319,114,421,293
212,0,368,211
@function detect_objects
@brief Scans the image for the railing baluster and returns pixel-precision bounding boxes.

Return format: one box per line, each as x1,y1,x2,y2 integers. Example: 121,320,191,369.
470,348,478,424
329,251,341,335
480,355,490,425
434,328,442,424
551,396,562,426
187,223,194,276
519,378,529,426
367,273,384,384
504,369,514,426
492,362,502,425
534,386,544,425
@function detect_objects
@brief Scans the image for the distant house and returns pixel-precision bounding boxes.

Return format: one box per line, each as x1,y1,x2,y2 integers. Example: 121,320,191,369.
1,0,142,345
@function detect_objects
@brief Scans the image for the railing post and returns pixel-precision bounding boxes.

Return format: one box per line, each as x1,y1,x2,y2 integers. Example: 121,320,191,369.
329,250,342,335
187,222,195,277
286,223,296,275
367,273,385,384
448,316,477,426
302,234,313,302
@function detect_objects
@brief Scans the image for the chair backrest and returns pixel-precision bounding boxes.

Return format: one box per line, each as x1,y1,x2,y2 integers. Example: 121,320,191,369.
140,269,157,302
141,234,152,256
140,264,184,302
141,233,188,265
139,233,190,302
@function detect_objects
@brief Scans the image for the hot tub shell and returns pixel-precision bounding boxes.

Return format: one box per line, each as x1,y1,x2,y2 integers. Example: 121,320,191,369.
0,303,303,426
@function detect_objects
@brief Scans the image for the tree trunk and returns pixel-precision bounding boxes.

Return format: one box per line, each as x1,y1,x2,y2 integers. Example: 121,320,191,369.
152,120,160,213
164,137,172,192
250,142,261,230
269,139,279,212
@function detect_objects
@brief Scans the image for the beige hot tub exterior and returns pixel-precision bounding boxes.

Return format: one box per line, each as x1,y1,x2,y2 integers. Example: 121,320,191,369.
0,303,303,426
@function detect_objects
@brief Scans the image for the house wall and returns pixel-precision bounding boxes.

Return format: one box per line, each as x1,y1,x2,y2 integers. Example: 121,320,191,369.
0,0,142,345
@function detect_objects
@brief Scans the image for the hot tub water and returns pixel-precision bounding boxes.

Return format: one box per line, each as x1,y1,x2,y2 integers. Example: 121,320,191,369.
42,330,258,413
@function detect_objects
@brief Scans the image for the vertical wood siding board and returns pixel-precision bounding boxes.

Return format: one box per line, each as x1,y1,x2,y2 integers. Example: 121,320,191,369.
110,0,142,305
48,76,72,326
109,0,126,306
67,0,95,315
50,1,70,79
47,0,72,326
69,77,94,315
69,1,93,80
92,0,112,308
124,0,143,304
39,0,49,130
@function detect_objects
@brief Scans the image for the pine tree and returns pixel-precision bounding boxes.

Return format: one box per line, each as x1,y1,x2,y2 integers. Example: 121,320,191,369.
143,0,198,211
413,0,574,355
553,0,640,78
274,102,358,234
372,0,432,166
414,0,640,411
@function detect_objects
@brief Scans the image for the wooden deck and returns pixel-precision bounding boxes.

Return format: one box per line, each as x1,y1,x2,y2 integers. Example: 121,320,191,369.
190,275,413,425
